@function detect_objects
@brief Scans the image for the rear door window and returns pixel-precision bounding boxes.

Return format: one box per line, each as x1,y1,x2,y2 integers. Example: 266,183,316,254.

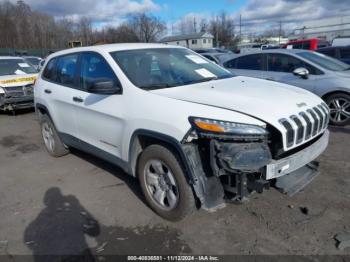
235,54,263,70
56,54,78,87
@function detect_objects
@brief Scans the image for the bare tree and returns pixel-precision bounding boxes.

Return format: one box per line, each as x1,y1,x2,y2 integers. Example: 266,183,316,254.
175,15,197,34
128,13,166,42
76,17,93,46
0,1,165,52
199,18,208,33
209,11,236,48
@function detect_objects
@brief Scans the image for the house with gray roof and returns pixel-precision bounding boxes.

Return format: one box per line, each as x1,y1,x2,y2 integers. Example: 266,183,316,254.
159,32,214,49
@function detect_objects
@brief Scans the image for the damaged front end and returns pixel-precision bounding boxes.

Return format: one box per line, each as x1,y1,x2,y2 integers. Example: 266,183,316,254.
0,84,34,111
181,117,327,211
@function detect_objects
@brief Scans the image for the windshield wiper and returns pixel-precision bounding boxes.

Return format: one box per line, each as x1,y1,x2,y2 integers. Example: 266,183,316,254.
139,83,174,90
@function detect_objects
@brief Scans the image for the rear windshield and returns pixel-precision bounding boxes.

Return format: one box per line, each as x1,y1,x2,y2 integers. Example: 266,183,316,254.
298,52,350,71
0,59,37,76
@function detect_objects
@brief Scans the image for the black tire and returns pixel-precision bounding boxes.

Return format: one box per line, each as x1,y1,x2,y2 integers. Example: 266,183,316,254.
137,144,196,221
40,114,69,157
325,93,350,126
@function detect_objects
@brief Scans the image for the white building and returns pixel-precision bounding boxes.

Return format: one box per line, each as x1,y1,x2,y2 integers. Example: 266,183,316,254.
159,32,214,49
289,16,350,42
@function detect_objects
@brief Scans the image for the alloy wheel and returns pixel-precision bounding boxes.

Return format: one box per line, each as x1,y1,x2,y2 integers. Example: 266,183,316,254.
328,98,350,124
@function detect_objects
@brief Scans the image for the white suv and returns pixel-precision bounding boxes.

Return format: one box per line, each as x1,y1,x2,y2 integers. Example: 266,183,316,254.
34,44,330,221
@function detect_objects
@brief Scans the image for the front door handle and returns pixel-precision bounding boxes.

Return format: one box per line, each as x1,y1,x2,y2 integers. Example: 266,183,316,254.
44,89,52,94
266,77,275,81
73,96,84,103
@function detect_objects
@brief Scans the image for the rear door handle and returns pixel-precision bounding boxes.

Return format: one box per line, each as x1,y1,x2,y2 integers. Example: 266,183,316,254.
44,89,52,94
73,96,84,103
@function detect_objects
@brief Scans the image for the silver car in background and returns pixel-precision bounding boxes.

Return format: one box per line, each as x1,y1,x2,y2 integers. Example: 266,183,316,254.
221,49,350,126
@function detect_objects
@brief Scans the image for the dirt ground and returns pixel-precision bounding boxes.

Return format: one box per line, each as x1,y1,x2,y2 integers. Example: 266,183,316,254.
0,111,349,259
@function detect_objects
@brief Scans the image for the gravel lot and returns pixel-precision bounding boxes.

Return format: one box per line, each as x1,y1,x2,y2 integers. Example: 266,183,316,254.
0,111,349,259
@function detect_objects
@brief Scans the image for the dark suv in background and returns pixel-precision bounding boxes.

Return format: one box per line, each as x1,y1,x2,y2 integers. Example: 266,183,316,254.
317,46,350,65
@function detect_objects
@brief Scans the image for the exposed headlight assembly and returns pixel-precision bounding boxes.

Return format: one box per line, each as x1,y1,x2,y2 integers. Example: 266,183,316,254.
189,117,268,140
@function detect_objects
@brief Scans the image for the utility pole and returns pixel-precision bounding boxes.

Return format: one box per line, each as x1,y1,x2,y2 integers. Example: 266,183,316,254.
279,21,282,44
194,17,197,33
216,15,219,47
239,14,242,44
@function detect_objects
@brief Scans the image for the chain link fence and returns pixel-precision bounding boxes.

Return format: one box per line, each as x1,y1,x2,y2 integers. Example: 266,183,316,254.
0,48,62,57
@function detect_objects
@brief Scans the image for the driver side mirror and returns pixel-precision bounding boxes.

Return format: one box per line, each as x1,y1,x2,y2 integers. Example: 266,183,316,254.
293,67,309,79
87,78,122,95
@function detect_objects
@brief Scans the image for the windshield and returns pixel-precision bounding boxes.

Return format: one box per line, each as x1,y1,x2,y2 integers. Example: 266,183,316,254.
0,59,38,76
110,48,233,90
25,58,41,66
298,51,350,71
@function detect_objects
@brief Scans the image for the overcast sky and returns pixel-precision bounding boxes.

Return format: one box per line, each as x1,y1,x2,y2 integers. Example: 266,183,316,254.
12,0,350,33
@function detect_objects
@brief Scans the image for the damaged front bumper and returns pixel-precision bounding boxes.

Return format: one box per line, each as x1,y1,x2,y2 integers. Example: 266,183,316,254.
0,95,34,111
183,130,329,211
266,130,329,180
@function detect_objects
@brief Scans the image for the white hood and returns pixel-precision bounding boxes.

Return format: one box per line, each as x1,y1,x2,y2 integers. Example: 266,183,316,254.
151,76,323,132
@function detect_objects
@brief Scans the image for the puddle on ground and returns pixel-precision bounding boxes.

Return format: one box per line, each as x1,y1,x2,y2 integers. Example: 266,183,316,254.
15,144,40,154
0,135,25,148
0,135,40,154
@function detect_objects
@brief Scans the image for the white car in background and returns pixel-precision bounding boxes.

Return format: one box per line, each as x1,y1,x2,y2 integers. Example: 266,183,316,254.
23,56,43,71
35,44,329,220
0,56,38,111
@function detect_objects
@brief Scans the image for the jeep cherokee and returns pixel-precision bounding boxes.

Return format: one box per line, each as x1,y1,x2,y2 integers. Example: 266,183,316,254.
34,44,329,221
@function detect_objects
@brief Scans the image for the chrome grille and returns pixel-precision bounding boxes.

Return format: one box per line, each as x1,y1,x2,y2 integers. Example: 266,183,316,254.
279,103,329,149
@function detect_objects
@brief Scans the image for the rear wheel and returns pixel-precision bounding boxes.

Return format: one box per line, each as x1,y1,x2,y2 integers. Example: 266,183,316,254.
40,114,69,157
137,145,195,221
326,93,350,126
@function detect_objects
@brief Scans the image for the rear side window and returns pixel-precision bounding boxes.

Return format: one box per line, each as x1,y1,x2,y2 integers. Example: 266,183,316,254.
42,58,57,81
340,48,350,59
56,54,78,87
236,54,262,70
267,53,305,73
79,52,119,91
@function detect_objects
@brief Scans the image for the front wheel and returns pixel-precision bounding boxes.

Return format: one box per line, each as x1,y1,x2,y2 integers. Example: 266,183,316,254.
326,93,350,126
137,145,196,221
